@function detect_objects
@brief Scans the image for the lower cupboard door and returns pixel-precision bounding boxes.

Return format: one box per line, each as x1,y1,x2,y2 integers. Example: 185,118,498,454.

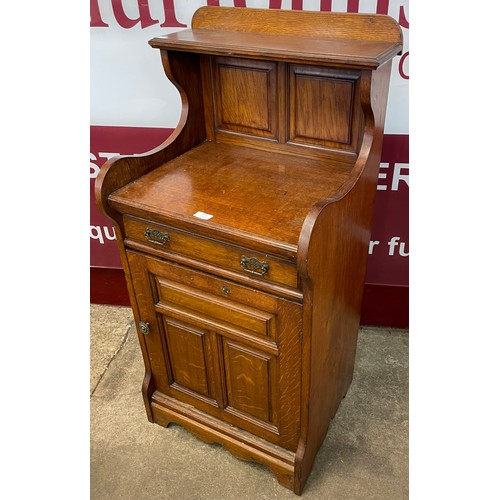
127,250,302,450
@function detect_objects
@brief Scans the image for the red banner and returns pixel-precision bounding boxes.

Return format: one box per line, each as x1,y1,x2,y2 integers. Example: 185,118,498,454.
90,126,172,268
366,134,409,286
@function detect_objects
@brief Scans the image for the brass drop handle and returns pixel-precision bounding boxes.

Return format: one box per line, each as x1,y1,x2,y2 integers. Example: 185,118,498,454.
240,255,269,276
144,228,170,246
139,321,151,335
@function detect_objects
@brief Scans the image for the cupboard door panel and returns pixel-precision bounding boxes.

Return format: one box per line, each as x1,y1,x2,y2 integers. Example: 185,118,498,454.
222,339,277,426
288,65,361,151
163,318,213,399
214,57,278,138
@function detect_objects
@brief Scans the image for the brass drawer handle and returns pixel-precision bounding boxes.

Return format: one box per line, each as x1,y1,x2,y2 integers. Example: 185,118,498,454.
144,228,170,246
240,255,269,276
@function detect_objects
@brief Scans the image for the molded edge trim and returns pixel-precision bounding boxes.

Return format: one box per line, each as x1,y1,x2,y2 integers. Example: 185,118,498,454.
90,267,408,329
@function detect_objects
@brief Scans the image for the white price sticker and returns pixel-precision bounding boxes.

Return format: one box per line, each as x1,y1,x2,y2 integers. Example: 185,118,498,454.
193,211,213,220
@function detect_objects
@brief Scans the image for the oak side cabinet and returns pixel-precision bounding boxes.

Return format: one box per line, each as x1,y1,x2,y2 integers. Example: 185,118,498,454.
95,6,402,495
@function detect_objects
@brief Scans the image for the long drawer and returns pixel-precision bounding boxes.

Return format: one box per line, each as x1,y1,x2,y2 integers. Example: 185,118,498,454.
122,215,298,290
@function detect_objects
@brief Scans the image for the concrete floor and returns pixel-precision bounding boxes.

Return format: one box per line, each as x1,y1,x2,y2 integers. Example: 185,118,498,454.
90,304,408,499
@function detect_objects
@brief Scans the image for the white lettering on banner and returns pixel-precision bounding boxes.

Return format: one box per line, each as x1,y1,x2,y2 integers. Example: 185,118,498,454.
369,236,409,256
392,163,409,191
387,236,409,256
377,163,409,191
90,153,99,178
377,162,389,191
368,240,380,254
90,151,120,178
90,225,117,244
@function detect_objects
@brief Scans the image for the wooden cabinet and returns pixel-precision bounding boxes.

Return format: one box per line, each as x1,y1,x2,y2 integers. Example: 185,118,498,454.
95,6,402,495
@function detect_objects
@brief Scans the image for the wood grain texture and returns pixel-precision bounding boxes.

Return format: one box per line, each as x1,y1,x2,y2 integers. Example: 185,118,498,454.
150,29,401,69
223,339,275,425
150,7,403,69
163,319,215,400
200,55,216,142
109,142,352,249
293,76,354,144
275,299,303,452
214,57,278,138
121,215,298,289
288,65,362,151
192,6,403,43
126,250,171,397
153,258,281,314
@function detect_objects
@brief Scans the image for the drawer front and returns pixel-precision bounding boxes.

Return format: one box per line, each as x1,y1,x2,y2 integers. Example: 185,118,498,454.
122,215,297,289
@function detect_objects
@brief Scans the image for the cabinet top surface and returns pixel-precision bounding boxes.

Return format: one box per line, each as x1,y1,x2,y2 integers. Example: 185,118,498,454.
109,142,352,250
149,6,402,68
150,28,401,69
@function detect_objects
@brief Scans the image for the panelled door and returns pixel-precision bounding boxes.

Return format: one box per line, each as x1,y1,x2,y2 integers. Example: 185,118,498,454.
126,250,302,451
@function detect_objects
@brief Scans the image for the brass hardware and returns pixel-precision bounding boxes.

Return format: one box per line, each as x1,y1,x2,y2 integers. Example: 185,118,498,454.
144,228,170,245
139,321,151,335
221,285,231,296
240,255,269,276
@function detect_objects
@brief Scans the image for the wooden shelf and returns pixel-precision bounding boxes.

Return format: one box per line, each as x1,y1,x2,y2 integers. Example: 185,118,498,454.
150,28,402,69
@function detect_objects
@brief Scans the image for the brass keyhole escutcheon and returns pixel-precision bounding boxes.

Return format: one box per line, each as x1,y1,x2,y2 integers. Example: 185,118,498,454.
221,285,231,296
